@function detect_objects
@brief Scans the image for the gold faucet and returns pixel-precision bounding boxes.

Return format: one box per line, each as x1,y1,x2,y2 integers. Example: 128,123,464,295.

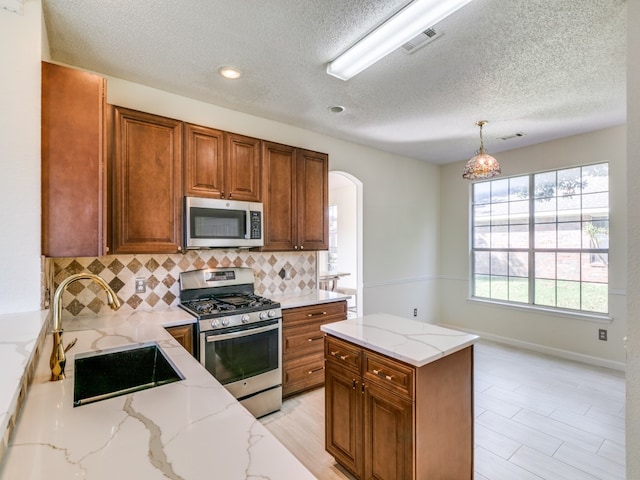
50,273,121,381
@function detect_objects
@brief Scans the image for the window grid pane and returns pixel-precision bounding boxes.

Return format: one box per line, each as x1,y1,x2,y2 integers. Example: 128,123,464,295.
472,163,609,314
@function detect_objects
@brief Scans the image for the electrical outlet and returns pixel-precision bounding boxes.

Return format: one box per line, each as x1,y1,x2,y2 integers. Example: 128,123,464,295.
135,278,147,294
598,329,607,341
413,308,418,317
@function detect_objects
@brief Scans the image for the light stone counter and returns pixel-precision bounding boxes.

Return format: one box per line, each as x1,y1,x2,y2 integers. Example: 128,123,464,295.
321,313,479,367
0,310,49,461
0,307,315,479
269,289,350,309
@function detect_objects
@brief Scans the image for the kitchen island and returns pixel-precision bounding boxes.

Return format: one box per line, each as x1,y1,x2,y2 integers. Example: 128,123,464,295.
0,307,315,479
321,314,479,480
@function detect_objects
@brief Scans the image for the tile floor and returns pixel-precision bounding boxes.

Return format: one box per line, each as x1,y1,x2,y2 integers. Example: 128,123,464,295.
261,340,626,480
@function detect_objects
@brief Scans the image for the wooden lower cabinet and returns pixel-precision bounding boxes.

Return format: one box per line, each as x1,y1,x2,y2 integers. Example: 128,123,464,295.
325,335,474,480
165,324,195,356
282,300,347,397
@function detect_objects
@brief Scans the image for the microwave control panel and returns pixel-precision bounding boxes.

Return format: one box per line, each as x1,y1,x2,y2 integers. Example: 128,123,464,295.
250,211,262,239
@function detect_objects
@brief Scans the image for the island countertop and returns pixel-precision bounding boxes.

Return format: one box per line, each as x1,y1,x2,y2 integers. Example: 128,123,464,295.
321,313,479,367
0,307,315,480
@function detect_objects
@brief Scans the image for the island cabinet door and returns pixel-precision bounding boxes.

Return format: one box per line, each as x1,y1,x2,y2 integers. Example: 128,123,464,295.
325,361,362,478
362,381,413,480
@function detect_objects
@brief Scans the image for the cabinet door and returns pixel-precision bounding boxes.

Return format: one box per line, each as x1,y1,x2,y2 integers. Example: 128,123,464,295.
42,62,106,257
363,381,413,480
165,324,194,356
184,123,224,198
296,148,328,251
110,106,183,254
224,132,261,201
261,141,297,251
325,361,362,478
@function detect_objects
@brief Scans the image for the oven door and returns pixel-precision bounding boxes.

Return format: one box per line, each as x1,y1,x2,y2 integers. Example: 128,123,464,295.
200,318,281,401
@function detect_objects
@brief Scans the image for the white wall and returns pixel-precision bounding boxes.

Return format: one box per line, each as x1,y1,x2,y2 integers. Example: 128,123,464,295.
626,1,640,476
0,2,42,313
104,77,441,322
330,181,358,290
439,126,627,367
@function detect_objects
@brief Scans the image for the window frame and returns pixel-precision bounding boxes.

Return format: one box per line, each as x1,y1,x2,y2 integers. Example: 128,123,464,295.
469,162,610,318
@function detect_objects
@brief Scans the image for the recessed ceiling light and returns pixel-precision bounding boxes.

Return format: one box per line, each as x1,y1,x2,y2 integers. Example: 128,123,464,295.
218,66,243,79
328,105,345,114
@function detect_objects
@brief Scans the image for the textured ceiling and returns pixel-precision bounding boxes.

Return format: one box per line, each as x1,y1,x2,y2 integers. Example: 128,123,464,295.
42,0,626,164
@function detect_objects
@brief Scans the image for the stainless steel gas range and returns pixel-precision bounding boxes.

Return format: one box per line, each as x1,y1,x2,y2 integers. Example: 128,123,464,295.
178,267,282,418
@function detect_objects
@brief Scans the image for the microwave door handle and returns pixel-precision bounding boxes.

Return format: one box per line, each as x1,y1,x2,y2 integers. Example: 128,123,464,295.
205,323,279,342
245,209,251,239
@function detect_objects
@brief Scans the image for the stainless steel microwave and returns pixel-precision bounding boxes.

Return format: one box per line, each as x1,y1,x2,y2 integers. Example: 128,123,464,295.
184,196,264,249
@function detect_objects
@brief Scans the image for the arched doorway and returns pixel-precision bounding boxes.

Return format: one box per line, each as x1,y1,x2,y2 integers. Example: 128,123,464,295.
318,171,363,317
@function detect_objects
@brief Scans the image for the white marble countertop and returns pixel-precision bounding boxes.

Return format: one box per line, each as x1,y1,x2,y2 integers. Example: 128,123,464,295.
269,289,351,309
321,313,479,367
0,310,49,458
0,307,314,479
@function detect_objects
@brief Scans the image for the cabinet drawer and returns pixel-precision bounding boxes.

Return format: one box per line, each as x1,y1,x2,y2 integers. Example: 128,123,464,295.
282,352,325,397
363,350,414,401
325,335,361,372
283,301,347,325
283,322,325,359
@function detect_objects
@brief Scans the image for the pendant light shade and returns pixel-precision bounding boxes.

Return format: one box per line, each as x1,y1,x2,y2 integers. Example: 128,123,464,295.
462,121,501,180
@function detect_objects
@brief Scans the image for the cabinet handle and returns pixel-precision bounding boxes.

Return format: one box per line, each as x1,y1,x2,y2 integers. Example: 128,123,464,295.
352,379,356,390
221,192,225,198
307,311,327,318
330,350,348,361
308,336,323,342
228,193,232,199
373,369,394,381
307,366,324,375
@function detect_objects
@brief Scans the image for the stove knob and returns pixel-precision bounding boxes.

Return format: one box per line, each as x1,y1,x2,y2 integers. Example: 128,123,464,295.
221,317,230,327
241,314,250,324
268,310,276,318
210,319,220,329
259,311,268,320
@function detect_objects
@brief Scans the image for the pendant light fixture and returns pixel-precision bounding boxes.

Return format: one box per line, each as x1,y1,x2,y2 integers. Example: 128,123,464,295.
462,120,501,180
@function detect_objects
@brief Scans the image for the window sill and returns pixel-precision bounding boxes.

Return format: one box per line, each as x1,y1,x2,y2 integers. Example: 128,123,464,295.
465,297,613,324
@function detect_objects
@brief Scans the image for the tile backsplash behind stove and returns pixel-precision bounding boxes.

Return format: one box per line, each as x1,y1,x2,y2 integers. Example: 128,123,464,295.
44,250,317,320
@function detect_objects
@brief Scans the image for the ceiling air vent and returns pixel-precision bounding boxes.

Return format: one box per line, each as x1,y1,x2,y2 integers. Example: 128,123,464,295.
401,28,442,54
498,132,526,141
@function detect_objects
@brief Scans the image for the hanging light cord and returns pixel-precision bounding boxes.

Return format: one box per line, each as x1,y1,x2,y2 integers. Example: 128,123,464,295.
476,120,487,154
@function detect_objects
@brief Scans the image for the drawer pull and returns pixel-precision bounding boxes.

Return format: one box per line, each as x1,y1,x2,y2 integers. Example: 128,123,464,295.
373,369,394,381
330,350,349,361
308,336,323,342
307,311,327,317
307,366,324,375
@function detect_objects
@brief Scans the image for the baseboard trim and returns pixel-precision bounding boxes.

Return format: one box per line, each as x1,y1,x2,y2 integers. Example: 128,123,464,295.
438,323,626,372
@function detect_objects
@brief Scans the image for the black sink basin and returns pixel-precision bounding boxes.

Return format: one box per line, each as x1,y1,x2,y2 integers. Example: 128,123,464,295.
73,342,183,407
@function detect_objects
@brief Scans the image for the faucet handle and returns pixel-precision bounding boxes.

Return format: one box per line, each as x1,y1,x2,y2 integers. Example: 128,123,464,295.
64,337,78,353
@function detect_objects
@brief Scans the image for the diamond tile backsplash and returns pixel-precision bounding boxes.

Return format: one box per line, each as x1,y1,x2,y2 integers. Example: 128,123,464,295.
44,250,317,320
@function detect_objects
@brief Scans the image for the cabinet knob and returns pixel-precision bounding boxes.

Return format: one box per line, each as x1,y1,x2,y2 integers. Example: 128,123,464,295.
221,192,225,198
177,246,182,252
300,245,304,250
294,245,298,250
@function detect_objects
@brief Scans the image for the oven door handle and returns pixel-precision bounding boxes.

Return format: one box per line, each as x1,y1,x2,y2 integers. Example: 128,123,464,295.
205,323,279,342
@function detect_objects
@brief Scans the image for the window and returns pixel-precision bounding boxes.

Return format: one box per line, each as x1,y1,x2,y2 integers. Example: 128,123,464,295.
471,163,609,314
327,204,338,272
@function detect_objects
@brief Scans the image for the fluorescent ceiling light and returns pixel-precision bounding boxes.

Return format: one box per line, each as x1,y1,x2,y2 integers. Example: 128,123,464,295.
327,0,474,81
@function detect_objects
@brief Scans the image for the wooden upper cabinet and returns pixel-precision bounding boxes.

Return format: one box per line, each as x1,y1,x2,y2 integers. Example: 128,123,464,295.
184,126,261,201
296,148,329,251
42,62,107,257
109,106,183,254
262,142,328,251
262,141,297,251
224,133,262,202
184,123,224,198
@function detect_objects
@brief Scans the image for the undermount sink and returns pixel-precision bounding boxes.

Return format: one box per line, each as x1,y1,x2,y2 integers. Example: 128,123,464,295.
73,342,184,407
